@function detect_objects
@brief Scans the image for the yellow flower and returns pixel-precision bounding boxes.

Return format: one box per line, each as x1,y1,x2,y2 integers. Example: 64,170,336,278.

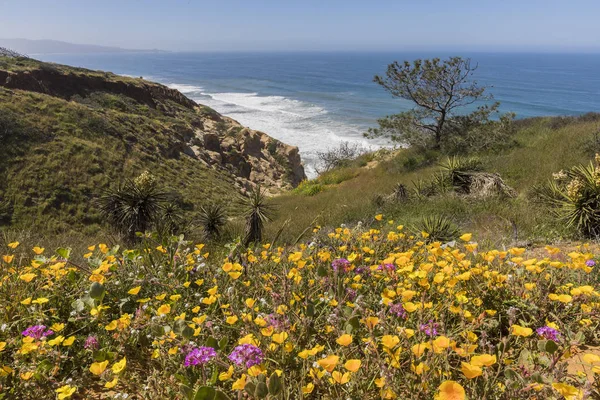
0,342,5,352
344,359,361,372
2,255,14,263
219,366,234,381
8,241,19,249
112,357,126,374
375,214,383,221
157,304,171,316
336,334,353,346
302,382,315,394
19,273,37,283
381,335,400,349
232,374,247,390
470,354,497,367
89,360,109,376
105,320,118,331
364,316,379,329
128,286,141,295
105,377,118,388
62,336,75,346
226,316,239,325
331,370,350,384
510,325,533,337
55,384,77,399
459,233,472,242
552,383,582,400
435,380,465,400
32,297,49,305
48,335,65,346
20,371,34,380
51,323,65,332
32,246,45,255
317,355,340,372
272,332,288,344
461,362,482,379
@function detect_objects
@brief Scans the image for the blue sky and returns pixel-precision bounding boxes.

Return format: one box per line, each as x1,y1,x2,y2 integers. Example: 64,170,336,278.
1,0,599,52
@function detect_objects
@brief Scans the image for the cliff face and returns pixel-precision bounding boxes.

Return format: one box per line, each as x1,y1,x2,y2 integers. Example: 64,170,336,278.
0,56,306,232
0,57,306,193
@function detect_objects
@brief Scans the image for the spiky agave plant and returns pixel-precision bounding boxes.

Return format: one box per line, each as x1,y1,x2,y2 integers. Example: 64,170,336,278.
198,203,227,241
413,215,460,243
540,159,600,238
243,186,276,247
97,171,169,242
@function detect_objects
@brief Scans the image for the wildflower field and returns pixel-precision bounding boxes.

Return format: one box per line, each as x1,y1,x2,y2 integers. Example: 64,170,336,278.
2,221,600,399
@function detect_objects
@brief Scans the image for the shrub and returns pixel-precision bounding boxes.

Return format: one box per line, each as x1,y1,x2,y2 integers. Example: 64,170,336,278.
315,142,367,174
537,156,600,237
413,215,460,242
198,203,228,240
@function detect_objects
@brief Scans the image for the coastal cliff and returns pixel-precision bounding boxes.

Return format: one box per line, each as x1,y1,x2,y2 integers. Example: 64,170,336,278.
0,55,306,232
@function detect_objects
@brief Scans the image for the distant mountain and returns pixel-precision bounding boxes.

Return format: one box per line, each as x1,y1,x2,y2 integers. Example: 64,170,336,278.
0,38,164,55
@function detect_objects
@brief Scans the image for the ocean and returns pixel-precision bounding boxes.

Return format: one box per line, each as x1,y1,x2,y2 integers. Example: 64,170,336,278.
36,52,600,177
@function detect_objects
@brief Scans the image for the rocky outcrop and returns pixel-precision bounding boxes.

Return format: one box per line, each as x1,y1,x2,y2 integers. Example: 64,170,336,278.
0,57,306,193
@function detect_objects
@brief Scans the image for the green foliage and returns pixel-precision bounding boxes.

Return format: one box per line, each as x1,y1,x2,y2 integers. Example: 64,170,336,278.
198,203,228,241
243,187,276,246
536,158,600,238
366,56,514,152
97,172,172,241
413,215,460,242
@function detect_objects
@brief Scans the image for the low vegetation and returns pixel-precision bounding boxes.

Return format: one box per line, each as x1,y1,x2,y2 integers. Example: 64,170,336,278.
1,224,600,399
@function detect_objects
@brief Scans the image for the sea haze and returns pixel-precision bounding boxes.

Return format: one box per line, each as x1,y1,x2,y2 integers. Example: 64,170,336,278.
37,52,600,177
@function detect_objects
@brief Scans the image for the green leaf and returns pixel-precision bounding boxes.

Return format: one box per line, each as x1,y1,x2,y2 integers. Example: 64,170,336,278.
244,382,256,397
255,382,269,398
175,374,190,385
206,336,219,350
268,372,282,396
537,340,547,353
89,282,105,300
56,247,71,259
213,390,231,400
218,337,229,351
180,384,194,400
545,340,559,354
317,265,328,277
194,386,215,400
306,302,315,317
71,299,85,313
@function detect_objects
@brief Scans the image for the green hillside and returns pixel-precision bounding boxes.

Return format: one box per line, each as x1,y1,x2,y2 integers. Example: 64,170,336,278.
0,55,305,236
267,115,600,246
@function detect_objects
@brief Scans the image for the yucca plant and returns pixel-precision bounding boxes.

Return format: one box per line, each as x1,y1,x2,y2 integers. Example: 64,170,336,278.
243,186,276,247
97,171,169,242
438,156,483,193
539,159,600,238
413,215,460,243
198,203,227,241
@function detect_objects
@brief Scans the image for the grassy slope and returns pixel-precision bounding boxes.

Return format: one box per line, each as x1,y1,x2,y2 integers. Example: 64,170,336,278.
0,57,242,236
267,116,600,247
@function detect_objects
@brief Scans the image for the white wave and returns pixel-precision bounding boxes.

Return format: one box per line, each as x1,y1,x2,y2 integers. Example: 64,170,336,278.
167,83,384,178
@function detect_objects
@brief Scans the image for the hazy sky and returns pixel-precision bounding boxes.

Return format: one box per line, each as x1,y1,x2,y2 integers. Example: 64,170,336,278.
2,0,599,52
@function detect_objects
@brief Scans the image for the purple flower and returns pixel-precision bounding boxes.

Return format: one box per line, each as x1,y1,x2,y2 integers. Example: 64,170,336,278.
84,335,99,350
21,325,53,340
228,344,264,368
184,346,217,367
331,258,351,273
389,303,407,319
419,320,439,337
586,259,596,267
266,313,289,331
378,263,395,273
354,266,371,277
346,288,357,301
536,326,561,341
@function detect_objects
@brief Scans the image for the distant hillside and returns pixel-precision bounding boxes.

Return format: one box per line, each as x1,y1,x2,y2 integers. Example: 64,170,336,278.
0,55,305,234
0,38,162,55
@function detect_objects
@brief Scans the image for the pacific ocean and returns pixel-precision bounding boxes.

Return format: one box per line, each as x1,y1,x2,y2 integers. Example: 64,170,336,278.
37,51,600,176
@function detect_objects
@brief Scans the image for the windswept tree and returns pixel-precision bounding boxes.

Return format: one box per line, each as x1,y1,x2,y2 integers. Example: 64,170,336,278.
366,57,507,151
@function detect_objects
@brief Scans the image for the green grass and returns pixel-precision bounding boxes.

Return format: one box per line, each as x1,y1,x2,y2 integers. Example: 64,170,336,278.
266,116,600,246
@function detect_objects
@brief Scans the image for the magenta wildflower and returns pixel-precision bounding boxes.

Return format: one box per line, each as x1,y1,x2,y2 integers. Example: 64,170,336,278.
586,259,596,267
184,346,217,367
84,335,99,350
536,326,561,341
389,303,407,319
378,263,395,273
228,344,264,368
331,258,351,273
21,325,53,339
419,320,439,337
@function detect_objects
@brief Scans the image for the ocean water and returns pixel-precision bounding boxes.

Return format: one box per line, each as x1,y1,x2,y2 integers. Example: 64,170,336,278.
37,52,600,176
